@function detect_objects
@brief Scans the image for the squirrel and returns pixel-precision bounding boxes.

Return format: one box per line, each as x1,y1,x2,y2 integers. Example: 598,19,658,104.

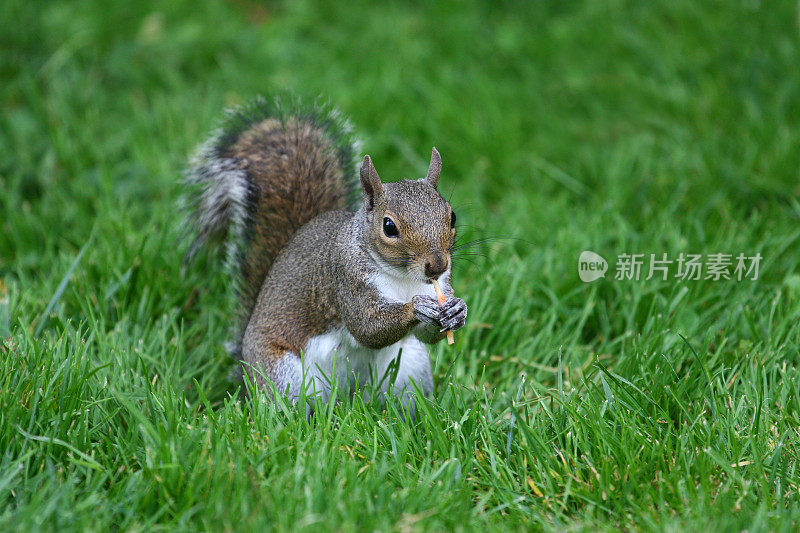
183,96,467,412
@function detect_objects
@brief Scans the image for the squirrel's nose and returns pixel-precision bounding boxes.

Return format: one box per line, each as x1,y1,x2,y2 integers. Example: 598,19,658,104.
424,255,448,279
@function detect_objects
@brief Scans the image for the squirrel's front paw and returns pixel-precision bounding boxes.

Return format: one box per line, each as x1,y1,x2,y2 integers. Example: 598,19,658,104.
439,297,467,332
412,295,467,332
412,295,442,326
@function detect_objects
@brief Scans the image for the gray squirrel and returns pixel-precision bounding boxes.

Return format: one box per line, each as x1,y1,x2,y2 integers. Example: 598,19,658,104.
184,96,467,412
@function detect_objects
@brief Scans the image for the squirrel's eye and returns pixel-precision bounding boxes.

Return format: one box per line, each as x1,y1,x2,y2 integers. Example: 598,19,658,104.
450,210,457,228
383,217,399,238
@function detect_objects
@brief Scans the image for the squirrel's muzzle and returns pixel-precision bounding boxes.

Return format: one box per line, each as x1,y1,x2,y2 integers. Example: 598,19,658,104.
424,254,448,279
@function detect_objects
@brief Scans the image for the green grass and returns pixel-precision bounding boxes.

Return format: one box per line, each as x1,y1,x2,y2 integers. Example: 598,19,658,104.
3,0,800,530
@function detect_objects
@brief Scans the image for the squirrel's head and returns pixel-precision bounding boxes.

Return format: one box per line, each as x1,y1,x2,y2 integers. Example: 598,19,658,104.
360,148,456,283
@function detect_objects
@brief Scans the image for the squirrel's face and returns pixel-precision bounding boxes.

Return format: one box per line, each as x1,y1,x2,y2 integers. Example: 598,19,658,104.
370,181,455,281
360,149,456,282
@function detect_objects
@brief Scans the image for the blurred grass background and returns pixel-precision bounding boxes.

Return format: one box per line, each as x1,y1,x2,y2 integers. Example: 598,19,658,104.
2,0,800,530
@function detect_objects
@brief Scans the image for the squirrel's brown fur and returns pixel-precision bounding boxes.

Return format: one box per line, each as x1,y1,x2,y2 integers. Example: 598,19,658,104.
224,118,352,322
184,98,359,357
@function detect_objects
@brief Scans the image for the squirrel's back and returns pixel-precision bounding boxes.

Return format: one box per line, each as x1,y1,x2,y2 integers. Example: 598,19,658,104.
184,96,360,353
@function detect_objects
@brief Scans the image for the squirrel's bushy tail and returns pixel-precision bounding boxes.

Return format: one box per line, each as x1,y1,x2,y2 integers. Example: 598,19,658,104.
183,96,359,354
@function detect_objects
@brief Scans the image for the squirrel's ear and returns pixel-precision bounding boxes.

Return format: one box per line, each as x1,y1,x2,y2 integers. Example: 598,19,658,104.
424,147,442,189
360,155,383,210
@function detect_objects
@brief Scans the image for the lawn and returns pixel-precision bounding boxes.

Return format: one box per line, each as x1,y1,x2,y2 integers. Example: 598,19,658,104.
2,0,800,530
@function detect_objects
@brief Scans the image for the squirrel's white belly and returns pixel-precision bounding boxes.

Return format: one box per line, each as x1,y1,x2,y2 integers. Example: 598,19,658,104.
298,269,446,402
301,328,430,402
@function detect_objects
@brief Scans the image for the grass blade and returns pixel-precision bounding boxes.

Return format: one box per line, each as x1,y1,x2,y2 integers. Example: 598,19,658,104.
35,236,92,337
